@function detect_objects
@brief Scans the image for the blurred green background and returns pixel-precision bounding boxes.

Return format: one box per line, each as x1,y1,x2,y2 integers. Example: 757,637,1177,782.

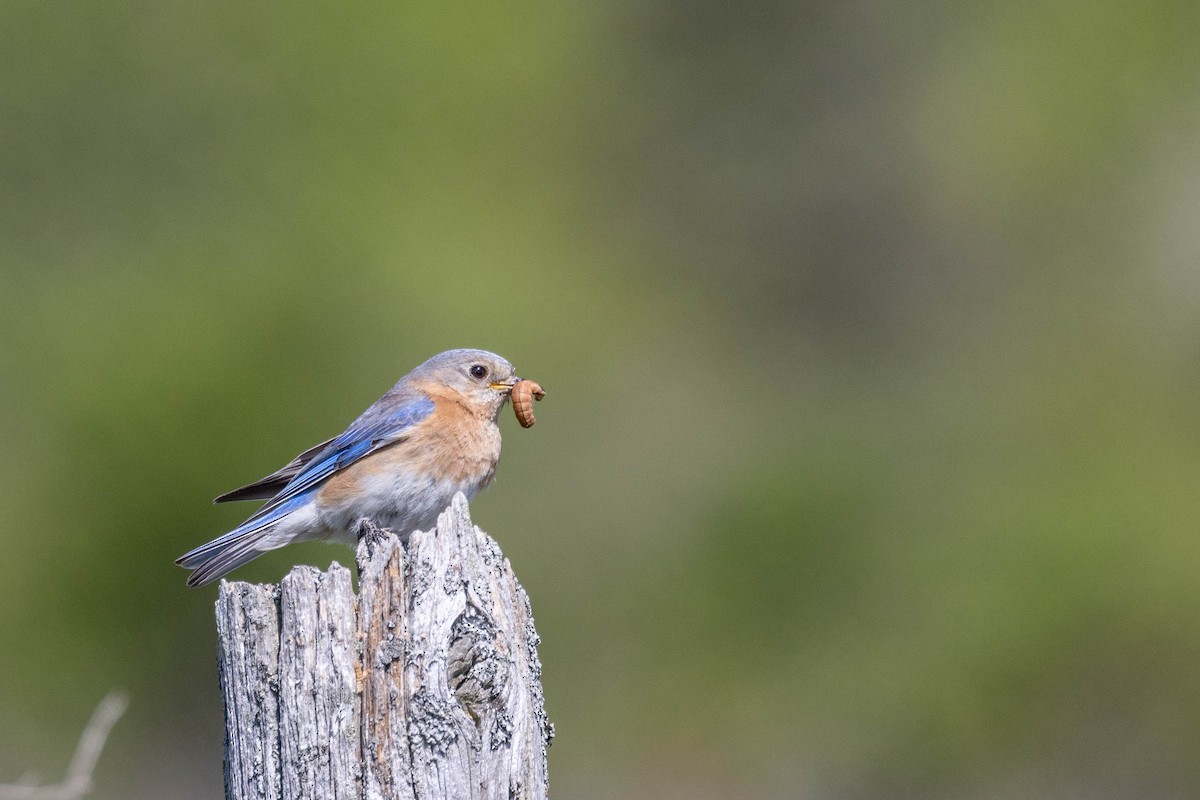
3,1,1200,798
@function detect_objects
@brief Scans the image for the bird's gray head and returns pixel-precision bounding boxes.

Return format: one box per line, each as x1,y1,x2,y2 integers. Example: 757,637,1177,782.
410,349,520,418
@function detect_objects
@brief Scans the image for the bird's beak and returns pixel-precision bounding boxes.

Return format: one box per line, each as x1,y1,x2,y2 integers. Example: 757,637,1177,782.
490,377,521,394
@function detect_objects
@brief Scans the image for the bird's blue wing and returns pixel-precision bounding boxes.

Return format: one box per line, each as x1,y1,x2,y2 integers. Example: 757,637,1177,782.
213,435,339,503
241,394,436,524
176,393,437,585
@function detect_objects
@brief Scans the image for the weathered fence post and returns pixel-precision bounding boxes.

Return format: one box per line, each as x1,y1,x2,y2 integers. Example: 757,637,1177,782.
214,493,553,800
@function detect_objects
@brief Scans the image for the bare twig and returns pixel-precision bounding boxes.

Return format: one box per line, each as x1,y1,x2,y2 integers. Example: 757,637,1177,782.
0,692,128,800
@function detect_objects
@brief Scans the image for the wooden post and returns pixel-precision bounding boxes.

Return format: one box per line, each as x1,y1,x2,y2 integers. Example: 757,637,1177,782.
214,494,553,800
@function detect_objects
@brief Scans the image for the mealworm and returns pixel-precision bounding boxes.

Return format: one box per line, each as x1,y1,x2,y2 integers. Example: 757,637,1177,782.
511,380,546,428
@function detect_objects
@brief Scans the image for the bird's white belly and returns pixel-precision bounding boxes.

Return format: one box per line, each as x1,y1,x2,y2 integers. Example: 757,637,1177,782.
315,467,484,545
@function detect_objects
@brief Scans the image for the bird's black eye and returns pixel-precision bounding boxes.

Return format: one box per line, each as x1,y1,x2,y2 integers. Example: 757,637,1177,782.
469,364,488,380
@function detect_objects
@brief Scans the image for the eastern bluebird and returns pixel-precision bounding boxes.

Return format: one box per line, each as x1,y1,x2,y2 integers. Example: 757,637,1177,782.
176,349,525,587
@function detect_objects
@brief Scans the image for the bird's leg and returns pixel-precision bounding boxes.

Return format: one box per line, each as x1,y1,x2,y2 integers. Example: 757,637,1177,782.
354,516,392,574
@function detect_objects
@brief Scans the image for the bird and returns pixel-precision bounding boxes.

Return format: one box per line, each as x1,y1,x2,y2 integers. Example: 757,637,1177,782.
176,348,524,587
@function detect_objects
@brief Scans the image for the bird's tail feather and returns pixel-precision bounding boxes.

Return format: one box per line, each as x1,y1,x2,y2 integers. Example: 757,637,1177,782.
177,490,317,586
181,537,270,587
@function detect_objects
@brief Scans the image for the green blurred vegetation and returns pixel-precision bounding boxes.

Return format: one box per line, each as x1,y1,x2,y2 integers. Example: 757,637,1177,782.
3,1,1200,798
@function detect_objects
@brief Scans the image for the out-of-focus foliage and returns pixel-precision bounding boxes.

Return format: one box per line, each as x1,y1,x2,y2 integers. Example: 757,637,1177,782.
3,1,1200,798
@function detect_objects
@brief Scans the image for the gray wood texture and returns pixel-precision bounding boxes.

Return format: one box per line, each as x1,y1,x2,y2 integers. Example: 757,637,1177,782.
214,494,552,800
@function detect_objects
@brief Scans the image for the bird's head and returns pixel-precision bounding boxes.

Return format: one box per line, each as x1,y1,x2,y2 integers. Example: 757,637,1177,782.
414,348,520,419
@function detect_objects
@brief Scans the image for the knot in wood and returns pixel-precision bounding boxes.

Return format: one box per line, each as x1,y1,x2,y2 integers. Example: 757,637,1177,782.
448,603,509,712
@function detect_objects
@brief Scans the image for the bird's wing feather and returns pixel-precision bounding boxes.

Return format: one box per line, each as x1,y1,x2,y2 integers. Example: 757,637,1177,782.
240,395,436,524
176,395,436,573
213,435,338,503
